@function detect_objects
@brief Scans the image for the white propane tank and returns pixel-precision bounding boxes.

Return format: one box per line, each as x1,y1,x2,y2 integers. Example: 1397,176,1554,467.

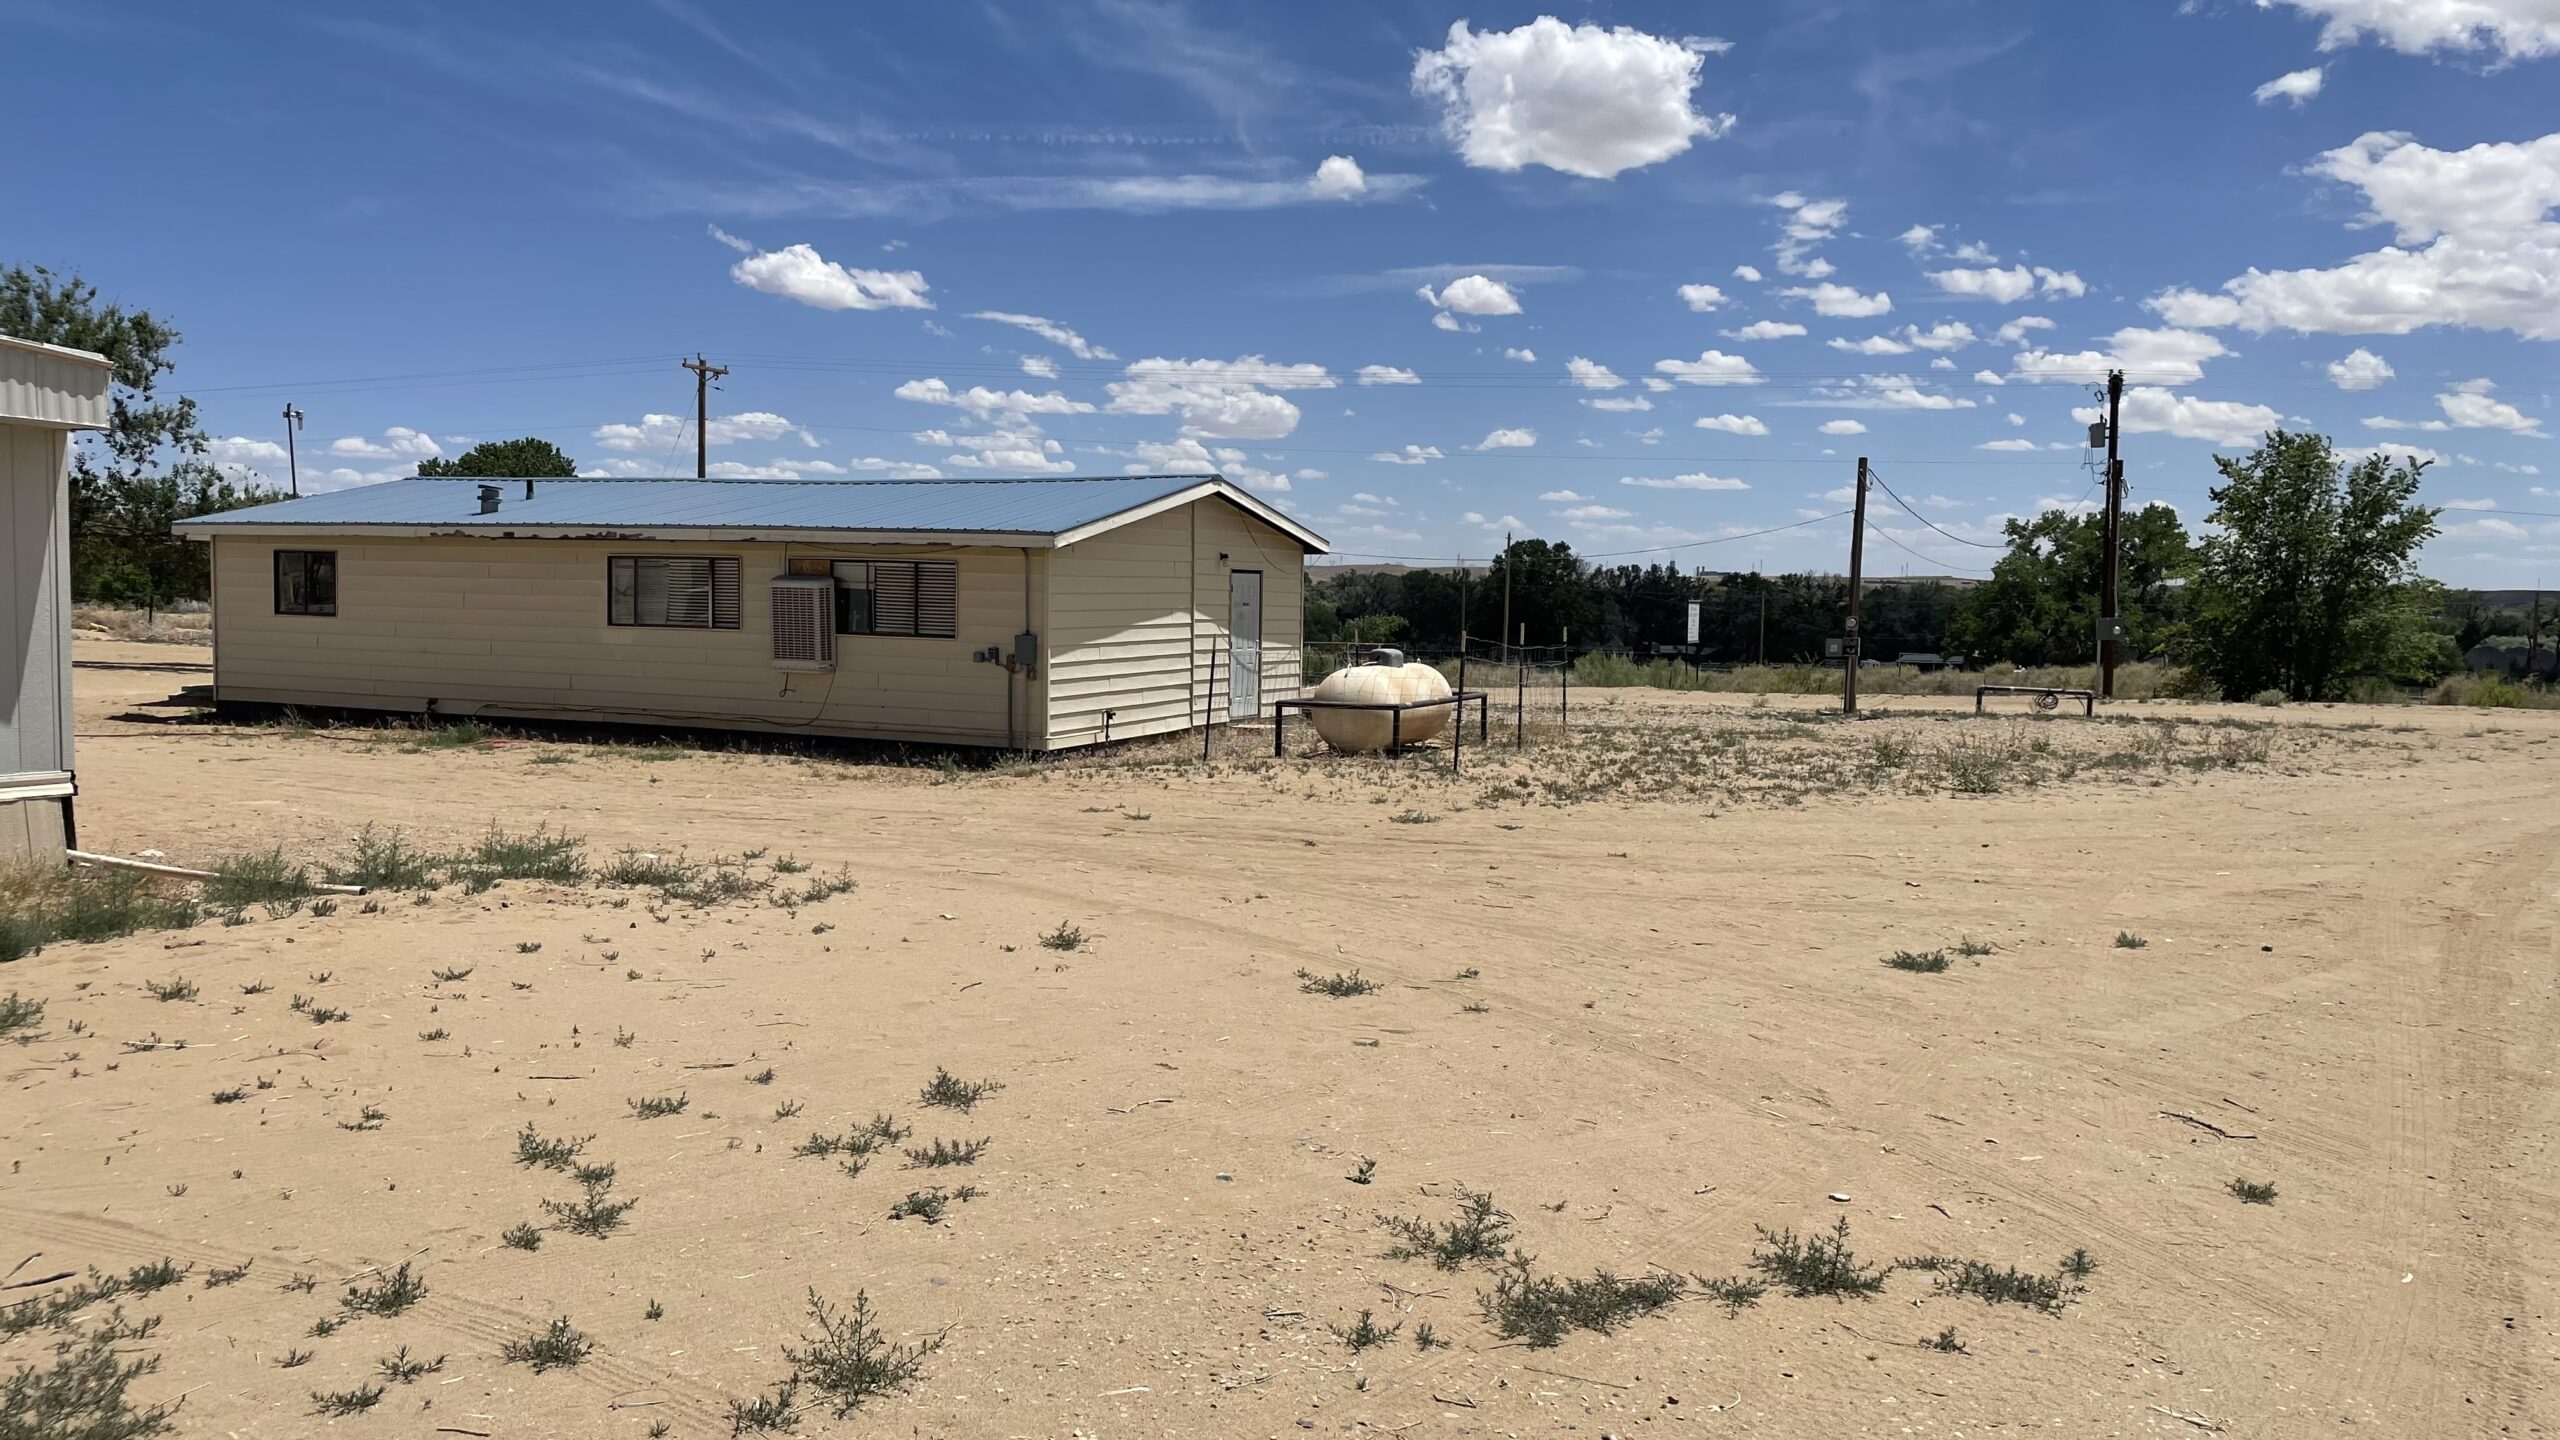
1308,664,1404,752
1393,662,1453,744
1308,659,1453,752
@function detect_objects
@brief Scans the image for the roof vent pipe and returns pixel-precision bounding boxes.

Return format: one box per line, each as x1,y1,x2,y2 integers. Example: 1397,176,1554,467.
477,484,502,515
524,476,536,500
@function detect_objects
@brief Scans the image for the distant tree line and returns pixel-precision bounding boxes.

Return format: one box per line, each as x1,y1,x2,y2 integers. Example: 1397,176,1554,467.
1313,432,2465,702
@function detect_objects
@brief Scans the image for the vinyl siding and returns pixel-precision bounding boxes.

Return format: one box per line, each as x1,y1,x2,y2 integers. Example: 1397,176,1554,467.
210,535,1045,748
1,423,72,785
1040,499,1304,747
0,338,114,430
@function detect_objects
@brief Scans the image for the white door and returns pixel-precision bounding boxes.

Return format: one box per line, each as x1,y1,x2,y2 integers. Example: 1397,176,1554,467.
1228,570,1263,720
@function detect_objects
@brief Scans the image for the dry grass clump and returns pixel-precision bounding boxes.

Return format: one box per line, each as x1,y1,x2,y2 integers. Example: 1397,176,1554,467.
71,603,210,643
1,866,197,963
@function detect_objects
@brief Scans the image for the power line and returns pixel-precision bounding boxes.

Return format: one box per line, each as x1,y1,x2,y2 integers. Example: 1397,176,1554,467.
1865,521,1993,577
1319,509,1853,565
1862,464,2005,548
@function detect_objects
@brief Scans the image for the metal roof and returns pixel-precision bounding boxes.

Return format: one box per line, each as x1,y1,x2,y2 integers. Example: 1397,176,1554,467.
175,473,1327,552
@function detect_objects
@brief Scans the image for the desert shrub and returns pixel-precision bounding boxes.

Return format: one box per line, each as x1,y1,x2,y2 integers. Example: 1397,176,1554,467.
918,1068,1002,1112
1381,1192,1512,1271
0,1314,180,1437
201,848,316,910
471,825,587,882
1749,1217,1890,1299
499,1318,592,1372
326,826,442,890
2429,673,2556,709
1479,1257,1685,1348
778,1290,944,1418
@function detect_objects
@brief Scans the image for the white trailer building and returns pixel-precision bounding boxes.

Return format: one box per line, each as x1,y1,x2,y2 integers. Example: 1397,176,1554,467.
1,334,113,861
176,473,1325,751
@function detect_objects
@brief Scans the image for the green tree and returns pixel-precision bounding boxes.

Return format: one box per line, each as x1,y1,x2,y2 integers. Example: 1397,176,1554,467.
0,264,280,605
1484,538,1601,649
2184,431,2441,700
1950,504,2190,666
416,437,579,478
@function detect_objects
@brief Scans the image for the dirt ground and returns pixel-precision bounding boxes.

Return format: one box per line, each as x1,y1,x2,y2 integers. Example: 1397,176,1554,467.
7,640,2558,1438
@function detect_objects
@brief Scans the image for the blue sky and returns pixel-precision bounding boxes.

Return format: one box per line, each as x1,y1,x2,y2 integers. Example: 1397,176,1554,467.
9,0,2557,581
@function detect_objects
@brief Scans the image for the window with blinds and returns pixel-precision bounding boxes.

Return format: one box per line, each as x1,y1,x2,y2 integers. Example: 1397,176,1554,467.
832,560,958,638
608,555,742,629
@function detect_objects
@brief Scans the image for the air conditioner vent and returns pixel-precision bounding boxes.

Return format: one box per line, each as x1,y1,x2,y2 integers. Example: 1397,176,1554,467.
770,575,835,672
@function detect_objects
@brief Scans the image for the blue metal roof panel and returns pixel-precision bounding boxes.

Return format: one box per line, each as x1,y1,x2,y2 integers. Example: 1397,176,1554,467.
180,474,1225,536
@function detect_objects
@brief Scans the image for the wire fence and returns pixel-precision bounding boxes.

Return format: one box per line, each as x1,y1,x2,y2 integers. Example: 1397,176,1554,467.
1184,637,1576,762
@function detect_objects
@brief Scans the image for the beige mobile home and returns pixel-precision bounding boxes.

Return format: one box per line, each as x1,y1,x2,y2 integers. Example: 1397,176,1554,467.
1,335,114,861
176,473,1324,751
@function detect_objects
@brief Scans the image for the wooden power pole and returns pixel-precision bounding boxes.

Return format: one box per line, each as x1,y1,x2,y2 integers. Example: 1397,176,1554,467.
1499,531,1513,665
2099,368,2126,700
281,404,304,497
681,354,728,479
1845,456,1869,715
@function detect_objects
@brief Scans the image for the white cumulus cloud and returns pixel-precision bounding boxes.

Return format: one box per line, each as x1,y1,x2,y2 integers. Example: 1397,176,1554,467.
1819,419,1868,435
2328,347,2397,388
1693,414,1769,435
1654,350,1765,385
2147,129,2560,340
1372,445,1445,465
1566,356,1626,389
1474,427,1538,449
1724,320,1807,341
1411,17,1735,179
893,379,1097,423
1678,283,1727,312
730,242,932,311
1103,356,1334,440
2070,387,2280,445
1356,365,1421,385
1782,283,1893,318
2254,66,2327,106
326,426,442,461
2259,0,2560,60
1310,155,1370,199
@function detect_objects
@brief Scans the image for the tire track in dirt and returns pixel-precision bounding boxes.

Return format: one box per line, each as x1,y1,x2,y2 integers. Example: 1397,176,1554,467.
2336,824,2557,1432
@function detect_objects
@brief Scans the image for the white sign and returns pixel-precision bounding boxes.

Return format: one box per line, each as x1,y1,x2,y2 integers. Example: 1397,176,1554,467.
1685,600,1700,645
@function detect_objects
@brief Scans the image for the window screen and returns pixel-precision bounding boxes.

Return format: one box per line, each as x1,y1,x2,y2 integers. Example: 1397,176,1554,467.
274,550,337,616
608,556,742,629
832,560,957,637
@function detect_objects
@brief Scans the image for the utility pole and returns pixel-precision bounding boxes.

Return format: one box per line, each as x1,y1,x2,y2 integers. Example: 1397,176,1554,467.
1756,566,1767,666
681,354,728,479
1457,556,1469,695
1499,531,1513,665
281,404,304,497
2099,368,2126,700
1845,456,1869,715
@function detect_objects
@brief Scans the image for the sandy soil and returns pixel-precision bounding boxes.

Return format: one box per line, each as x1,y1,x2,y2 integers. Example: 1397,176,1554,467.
7,640,2558,1438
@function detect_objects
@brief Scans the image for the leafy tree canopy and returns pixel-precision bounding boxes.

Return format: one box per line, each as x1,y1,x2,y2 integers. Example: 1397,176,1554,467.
2184,430,2444,700
416,437,579,478
1949,504,2190,666
1,263,279,605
